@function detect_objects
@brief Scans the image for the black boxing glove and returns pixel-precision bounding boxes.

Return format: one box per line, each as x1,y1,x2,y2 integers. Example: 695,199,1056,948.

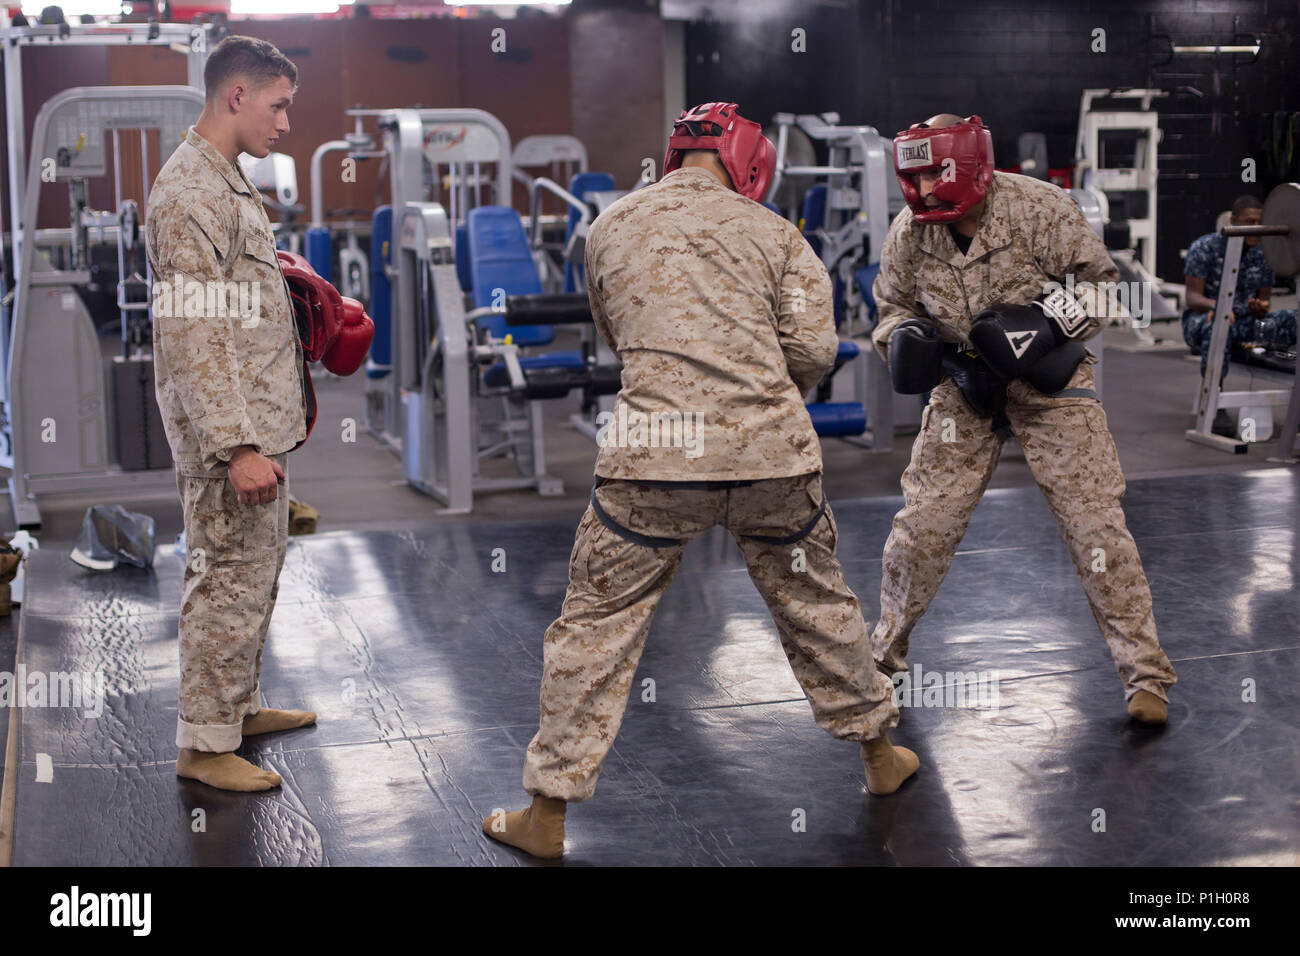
888,319,944,394
1022,340,1087,395
969,287,1090,380
940,343,1009,421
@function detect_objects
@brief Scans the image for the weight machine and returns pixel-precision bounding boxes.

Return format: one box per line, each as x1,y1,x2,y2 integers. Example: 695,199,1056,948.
769,112,918,451
1,16,214,527
340,108,619,513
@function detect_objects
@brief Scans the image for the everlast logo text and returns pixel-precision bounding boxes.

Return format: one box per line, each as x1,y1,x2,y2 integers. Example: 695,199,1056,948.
896,140,933,170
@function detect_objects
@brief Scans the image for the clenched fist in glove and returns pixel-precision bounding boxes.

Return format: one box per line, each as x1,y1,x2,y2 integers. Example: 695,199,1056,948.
888,319,944,394
968,287,1089,380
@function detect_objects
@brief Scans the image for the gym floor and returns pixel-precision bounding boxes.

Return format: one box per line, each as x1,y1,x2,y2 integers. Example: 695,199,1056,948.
1,323,1297,865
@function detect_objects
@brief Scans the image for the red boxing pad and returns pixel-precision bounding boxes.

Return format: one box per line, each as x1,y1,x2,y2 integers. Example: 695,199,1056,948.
321,296,375,376
277,250,345,361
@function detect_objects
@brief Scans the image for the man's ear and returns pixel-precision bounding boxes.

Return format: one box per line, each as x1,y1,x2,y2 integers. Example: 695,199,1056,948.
227,82,247,114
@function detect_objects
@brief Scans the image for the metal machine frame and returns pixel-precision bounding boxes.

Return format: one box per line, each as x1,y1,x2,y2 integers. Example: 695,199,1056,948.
1,18,213,527
346,108,563,512
1074,89,1165,279
512,135,589,291
769,112,912,452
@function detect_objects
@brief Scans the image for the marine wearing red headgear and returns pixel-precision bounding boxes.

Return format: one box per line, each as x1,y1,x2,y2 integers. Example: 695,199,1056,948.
893,115,995,223
663,102,776,202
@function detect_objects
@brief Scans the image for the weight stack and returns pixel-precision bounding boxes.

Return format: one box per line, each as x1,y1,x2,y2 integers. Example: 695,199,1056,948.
111,356,172,471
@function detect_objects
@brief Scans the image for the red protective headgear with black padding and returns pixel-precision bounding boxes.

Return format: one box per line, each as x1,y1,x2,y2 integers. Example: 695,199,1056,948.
663,102,776,202
893,115,995,223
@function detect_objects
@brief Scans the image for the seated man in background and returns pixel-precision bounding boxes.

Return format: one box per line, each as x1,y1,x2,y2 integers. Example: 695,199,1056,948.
1182,195,1297,396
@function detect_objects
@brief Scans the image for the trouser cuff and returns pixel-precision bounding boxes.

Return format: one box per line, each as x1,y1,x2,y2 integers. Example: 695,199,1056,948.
176,716,243,753
1125,681,1173,704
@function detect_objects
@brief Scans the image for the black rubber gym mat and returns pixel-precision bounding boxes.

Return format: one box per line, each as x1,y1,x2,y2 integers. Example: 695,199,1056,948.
8,471,1298,865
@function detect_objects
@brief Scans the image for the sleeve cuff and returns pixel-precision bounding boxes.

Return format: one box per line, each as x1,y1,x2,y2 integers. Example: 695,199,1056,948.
194,412,262,471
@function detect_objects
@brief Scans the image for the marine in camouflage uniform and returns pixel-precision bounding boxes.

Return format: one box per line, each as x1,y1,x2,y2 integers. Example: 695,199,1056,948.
871,169,1178,708
491,160,930,827
517,165,901,806
147,125,307,754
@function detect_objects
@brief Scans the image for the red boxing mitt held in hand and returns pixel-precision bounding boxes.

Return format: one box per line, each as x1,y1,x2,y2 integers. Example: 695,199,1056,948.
276,250,374,373
323,297,375,376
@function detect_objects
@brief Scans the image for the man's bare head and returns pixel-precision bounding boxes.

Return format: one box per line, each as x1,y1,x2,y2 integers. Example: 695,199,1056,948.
204,36,298,105
919,113,964,130
201,36,297,160
1230,194,1264,245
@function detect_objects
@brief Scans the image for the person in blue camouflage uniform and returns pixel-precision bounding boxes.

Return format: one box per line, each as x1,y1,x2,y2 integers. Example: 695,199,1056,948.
1182,195,1297,384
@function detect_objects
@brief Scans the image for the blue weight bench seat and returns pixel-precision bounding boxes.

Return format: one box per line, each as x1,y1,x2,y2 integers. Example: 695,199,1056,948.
367,205,393,380
466,205,588,392
466,206,553,345
482,350,587,390
808,402,867,437
855,262,879,323
807,340,866,437
563,171,616,293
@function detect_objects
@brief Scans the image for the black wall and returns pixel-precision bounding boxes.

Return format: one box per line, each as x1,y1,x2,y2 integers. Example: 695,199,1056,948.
682,0,1300,281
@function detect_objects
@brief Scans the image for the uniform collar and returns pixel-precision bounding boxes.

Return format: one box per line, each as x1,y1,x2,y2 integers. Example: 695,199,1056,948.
184,126,255,197
666,166,729,187
916,173,1012,266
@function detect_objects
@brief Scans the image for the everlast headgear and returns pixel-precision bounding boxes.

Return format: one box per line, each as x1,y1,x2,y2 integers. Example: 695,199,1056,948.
664,102,776,202
893,115,995,223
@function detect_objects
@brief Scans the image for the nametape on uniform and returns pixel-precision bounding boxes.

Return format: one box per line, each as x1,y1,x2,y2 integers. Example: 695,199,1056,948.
896,139,933,170
1005,329,1038,359
1038,287,1089,337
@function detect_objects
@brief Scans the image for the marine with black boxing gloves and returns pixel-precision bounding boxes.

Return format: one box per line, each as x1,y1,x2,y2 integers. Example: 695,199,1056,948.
874,112,1177,726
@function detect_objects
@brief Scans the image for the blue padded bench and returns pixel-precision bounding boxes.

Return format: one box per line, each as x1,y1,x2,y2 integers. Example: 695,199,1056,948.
465,205,587,390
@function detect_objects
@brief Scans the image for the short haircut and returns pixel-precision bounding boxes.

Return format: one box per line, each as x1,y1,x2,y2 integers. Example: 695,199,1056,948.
1231,194,1263,217
203,35,298,103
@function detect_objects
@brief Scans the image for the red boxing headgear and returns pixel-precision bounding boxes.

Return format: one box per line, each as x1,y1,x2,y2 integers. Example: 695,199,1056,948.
664,102,776,202
893,115,995,223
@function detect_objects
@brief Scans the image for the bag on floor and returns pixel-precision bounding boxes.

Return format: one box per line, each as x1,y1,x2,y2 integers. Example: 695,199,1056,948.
70,505,156,571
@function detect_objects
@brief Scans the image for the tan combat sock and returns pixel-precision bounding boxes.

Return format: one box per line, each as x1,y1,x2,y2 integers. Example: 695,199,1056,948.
1128,690,1168,725
242,708,317,736
861,732,920,795
176,749,282,791
482,795,567,859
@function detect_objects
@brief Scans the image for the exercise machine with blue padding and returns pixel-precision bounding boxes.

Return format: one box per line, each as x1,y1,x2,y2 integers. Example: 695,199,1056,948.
770,112,922,450
349,107,620,512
